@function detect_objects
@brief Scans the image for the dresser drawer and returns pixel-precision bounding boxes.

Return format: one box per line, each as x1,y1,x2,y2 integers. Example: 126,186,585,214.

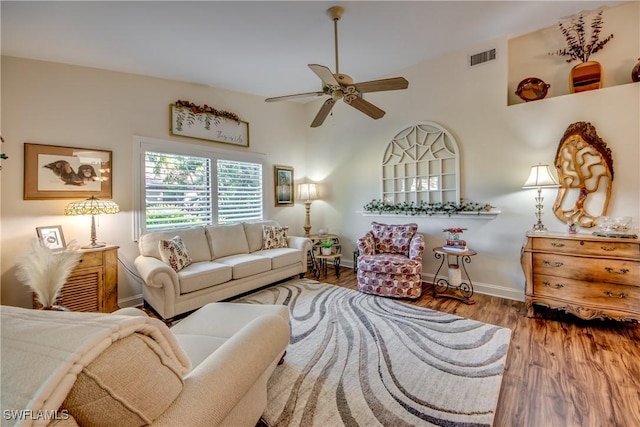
532,253,640,286
533,274,640,312
76,250,104,268
532,237,640,259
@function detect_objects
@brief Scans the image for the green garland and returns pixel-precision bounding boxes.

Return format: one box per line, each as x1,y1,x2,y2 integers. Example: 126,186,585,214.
363,199,494,216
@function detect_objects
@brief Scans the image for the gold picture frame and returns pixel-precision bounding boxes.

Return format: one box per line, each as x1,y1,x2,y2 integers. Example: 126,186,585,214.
36,225,67,251
274,165,294,206
24,143,112,200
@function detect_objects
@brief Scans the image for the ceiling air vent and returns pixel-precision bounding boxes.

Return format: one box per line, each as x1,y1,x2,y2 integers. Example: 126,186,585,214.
469,48,496,67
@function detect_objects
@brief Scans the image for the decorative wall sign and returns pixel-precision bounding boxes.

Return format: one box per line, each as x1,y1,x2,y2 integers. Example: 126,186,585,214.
170,103,249,147
274,165,294,206
24,143,112,200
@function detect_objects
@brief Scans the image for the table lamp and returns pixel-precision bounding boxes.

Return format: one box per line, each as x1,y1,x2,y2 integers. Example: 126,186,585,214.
522,164,560,232
297,183,319,237
64,196,120,248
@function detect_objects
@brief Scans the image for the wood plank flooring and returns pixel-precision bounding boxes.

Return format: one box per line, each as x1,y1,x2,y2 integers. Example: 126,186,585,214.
308,267,640,427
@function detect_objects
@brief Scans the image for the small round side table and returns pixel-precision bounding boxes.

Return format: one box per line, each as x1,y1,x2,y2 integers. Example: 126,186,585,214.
432,246,477,304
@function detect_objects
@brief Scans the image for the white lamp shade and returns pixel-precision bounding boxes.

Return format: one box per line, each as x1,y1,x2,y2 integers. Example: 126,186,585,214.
297,183,319,201
522,164,560,188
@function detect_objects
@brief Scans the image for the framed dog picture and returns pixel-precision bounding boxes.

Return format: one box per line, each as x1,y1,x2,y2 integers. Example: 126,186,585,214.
36,225,67,251
24,143,112,200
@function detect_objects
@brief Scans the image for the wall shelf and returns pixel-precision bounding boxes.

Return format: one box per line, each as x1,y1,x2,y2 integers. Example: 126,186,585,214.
358,210,501,220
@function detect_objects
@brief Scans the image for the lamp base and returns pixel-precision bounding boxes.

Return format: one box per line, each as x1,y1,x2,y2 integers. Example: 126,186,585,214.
530,222,548,233
81,241,106,249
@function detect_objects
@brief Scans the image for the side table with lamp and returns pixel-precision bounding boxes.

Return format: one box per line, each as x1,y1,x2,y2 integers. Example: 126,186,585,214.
47,196,121,312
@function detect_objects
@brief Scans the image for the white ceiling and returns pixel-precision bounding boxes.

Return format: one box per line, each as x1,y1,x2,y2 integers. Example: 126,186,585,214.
1,1,625,100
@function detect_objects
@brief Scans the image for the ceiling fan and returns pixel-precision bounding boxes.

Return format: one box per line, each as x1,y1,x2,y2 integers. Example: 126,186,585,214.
265,5,409,128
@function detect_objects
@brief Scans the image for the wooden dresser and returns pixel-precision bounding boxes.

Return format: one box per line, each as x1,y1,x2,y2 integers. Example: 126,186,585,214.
521,232,639,322
34,245,119,312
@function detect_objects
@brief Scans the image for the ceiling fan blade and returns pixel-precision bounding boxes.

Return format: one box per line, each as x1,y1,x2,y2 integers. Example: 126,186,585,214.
309,64,340,86
265,91,326,102
311,98,337,128
352,77,409,93
344,95,385,120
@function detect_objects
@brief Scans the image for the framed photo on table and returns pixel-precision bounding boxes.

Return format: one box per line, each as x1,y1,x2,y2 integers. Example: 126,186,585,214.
274,165,294,206
36,225,67,251
24,143,112,200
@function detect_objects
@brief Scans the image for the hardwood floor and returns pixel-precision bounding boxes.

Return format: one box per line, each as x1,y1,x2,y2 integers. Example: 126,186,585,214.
307,267,640,427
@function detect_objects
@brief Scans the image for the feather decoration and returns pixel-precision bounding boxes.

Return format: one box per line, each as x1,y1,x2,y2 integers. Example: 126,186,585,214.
15,238,82,307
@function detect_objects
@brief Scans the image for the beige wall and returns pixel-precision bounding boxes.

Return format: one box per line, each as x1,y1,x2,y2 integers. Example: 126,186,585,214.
2,2,639,306
0,57,310,307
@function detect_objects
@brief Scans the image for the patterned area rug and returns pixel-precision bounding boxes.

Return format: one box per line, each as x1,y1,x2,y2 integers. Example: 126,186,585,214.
234,279,512,427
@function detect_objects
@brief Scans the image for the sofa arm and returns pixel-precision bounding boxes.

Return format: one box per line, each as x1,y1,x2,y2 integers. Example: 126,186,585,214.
152,313,290,427
287,235,311,252
409,232,425,262
357,231,376,255
134,255,179,290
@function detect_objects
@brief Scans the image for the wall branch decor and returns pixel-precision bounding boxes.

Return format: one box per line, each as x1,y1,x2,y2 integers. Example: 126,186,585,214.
170,100,249,147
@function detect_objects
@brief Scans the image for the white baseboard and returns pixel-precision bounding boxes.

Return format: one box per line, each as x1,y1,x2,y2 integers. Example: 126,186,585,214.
422,273,524,302
118,294,144,308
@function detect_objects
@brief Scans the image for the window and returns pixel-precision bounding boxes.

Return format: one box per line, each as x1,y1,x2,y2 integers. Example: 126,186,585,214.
382,121,460,205
134,137,264,237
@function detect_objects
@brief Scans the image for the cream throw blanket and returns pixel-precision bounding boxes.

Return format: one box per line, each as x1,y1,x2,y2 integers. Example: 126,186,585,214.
0,306,191,427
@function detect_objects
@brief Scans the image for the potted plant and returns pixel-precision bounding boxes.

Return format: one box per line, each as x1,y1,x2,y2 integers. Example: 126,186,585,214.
320,239,334,255
549,9,614,93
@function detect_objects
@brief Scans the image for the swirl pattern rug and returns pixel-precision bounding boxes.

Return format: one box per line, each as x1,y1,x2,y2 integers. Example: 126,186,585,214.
234,279,511,427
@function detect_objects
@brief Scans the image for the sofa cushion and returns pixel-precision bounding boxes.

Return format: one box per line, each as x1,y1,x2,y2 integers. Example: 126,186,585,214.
159,236,192,272
216,254,271,279
371,222,418,256
178,261,233,294
243,220,279,252
262,225,289,249
62,333,184,426
206,223,250,259
139,227,211,263
253,248,301,270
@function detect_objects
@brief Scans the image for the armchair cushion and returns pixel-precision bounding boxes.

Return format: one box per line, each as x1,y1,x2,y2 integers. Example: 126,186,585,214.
371,222,418,256
358,253,422,275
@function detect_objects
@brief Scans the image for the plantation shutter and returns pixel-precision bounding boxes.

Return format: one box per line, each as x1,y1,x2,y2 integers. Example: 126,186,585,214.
144,151,213,230
217,159,263,223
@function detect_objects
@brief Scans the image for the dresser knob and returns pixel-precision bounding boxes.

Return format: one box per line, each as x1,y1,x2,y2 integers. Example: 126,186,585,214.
600,246,616,252
550,242,565,247
543,281,564,289
605,290,628,298
604,267,629,275
543,260,564,268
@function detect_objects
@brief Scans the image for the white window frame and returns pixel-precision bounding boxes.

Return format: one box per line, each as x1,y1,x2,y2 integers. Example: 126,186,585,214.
133,136,267,240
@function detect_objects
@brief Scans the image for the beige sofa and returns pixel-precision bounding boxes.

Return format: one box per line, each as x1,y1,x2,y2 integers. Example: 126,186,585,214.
0,302,290,427
135,220,311,319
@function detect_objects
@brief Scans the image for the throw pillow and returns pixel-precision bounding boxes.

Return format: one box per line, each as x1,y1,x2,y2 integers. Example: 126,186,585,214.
158,236,192,272
262,225,289,249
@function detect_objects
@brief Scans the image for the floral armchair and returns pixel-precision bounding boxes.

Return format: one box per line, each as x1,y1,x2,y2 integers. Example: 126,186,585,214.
356,222,425,299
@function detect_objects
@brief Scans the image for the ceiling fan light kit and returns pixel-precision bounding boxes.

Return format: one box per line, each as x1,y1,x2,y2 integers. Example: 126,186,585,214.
265,5,409,127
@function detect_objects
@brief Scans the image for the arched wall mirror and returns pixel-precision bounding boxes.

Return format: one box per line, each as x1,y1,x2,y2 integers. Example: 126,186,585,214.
552,121,614,228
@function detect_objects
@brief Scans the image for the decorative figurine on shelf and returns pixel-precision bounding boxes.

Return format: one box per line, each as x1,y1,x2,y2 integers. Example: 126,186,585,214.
567,221,578,234
443,228,468,252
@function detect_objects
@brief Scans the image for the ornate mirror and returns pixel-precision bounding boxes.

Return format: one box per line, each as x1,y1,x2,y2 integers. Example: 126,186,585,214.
552,122,614,228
